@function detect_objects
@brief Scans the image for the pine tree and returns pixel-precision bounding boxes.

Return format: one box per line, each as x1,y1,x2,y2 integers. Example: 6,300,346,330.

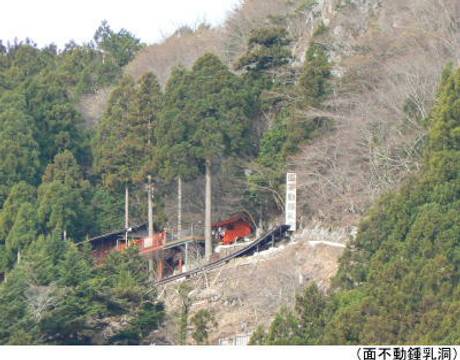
94,76,146,191
132,71,162,182
156,67,199,242
23,233,68,286
190,309,217,345
187,53,251,259
248,325,267,345
427,66,460,154
58,242,92,287
235,26,292,73
93,73,164,231
4,203,39,268
294,284,327,344
265,307,302,345
37,151,90,240
93,20,143,67
0,182,36,243
24,70,86,165
298,43,332,107
42,149,87,187
155,66,198,182
0,267,35,344
93,76,134,188
0,93,40,205
89,186,124,234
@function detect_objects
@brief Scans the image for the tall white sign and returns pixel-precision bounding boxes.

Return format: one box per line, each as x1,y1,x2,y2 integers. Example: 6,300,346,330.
285,172,297,231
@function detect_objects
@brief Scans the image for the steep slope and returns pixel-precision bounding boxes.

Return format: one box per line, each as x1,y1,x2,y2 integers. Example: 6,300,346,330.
254,64,460,345
158,229,347,344
292,0,459,225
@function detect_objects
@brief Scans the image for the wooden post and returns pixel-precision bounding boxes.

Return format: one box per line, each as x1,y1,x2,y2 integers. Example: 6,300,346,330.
184,242,189,272
157,259,164,280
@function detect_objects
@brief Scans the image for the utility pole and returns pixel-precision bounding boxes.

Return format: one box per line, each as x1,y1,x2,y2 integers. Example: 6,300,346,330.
178,176,186,270
205,159,212,261
148,176,154,242
148,175,154,280
178,176,182,242
125,185,129,245
147,109,154,279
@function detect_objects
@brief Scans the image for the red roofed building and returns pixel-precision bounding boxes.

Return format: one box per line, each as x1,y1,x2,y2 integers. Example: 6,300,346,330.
212,213,255,245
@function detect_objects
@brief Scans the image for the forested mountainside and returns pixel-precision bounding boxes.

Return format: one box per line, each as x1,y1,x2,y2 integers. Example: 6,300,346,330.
0,0,458,344
251,65,460,344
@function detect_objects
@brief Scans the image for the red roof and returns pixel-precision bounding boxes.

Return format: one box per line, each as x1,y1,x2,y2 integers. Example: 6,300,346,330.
212,213,253,229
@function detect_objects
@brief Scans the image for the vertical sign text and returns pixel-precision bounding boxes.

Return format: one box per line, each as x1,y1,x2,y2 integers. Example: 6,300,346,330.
285,172,297,231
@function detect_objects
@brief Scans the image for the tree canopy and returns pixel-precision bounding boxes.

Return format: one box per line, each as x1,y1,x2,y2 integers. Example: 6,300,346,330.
185,54,252,164
235,26,292,73
94,20,144,67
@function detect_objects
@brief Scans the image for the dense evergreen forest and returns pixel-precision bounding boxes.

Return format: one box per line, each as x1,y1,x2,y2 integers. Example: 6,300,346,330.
0,3,458,343
0,20,331,344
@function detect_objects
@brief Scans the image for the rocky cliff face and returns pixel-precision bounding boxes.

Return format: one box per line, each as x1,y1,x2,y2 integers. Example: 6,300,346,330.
292,0,459,226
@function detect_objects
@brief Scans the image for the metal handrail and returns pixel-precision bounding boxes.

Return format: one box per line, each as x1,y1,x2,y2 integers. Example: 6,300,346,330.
156,224,290,286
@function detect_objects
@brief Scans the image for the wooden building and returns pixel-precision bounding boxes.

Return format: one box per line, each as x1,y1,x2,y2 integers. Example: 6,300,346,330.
84,213,254,279
212,213,255,245
87,224,169,264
